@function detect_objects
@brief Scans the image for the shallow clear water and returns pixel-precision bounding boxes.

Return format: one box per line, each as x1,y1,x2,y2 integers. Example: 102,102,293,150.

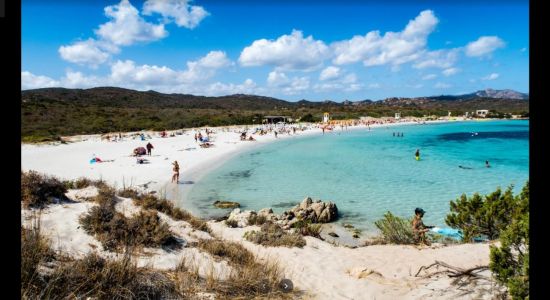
183,120,529,232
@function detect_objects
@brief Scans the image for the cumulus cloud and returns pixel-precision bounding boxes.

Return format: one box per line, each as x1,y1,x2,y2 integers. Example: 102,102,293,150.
58,39,111,67
413,49,459,69
482,73,499,80
434,82,452,89
442,67,459,76
465,36,505,57
265,70,310,94
332,10,438,67
319,66,341,81
21,71,60,90
239,30,330,71
142,0,209,29
422,74,437,80
313,72,361,92
205,79,261,96
95,0,167,46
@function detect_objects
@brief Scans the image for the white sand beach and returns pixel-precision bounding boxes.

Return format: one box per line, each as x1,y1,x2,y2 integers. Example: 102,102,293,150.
21,119,499,299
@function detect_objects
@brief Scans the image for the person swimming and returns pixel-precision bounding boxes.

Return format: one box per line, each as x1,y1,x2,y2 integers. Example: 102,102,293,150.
459,165,473,169
415,149,420,160
486,160,491,168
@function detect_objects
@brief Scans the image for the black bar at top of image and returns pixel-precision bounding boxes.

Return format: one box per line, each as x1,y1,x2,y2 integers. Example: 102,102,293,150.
0,0,4,17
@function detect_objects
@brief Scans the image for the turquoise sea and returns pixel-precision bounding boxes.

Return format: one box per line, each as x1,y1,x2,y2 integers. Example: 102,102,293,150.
181,120,529,232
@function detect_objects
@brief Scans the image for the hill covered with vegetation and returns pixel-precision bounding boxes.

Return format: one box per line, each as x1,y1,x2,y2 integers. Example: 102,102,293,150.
21,87,529,142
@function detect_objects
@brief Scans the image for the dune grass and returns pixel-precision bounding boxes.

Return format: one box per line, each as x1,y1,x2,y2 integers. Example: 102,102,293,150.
21,171,67,209
244,222,306,248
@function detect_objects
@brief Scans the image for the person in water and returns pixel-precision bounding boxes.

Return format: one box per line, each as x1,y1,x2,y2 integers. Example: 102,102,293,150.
415,149,420,160
412,208,433,246
486,160,491,168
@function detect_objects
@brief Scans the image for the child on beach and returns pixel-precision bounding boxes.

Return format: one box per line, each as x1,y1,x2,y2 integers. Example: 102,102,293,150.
172,161,180,183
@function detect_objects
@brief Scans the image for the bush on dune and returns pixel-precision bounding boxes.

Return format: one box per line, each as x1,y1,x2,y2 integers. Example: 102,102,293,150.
374,211,415,244
21,171,67,208
244,222,306,248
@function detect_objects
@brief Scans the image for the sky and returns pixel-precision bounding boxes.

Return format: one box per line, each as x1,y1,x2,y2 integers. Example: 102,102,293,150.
21,0,529,101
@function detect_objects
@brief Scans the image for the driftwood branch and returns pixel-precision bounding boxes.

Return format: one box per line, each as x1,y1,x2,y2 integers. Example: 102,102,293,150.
415,260,489,280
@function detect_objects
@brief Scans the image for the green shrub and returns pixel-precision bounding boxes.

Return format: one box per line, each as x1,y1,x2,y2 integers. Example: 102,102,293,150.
291,219,322,238
490,181,529,300
445,185,519,241
21,171,67,208
374,211,415,244
244,222,306,248
247,214,268,226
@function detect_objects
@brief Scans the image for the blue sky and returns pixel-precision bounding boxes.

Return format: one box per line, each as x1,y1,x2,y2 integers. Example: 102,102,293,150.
22,0,529,101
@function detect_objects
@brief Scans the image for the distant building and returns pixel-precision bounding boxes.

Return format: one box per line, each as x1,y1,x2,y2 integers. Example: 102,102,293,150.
476,110,489,117
323,112,330,123
448,111,451,117
395,112,401,120
263,116,292,124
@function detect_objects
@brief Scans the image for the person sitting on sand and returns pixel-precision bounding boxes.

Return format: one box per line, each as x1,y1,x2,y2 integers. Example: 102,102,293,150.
248,136,256,141
412,208,433,246
172,161,180,183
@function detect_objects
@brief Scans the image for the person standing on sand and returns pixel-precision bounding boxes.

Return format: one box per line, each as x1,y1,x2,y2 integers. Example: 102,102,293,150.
146,142,154,156
274,131,278,138
172,161,180,183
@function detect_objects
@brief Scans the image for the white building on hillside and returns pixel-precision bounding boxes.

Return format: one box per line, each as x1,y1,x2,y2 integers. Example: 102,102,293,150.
476,110,489,117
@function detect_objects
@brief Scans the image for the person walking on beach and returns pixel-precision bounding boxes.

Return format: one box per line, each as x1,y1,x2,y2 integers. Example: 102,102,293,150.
172,161,180,183
194,133,198,142
415,149,420,160
146,142,154,156
274,131,278,138
412,208,433,246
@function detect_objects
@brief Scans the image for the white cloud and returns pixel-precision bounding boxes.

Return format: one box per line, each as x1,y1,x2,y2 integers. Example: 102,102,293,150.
422,74,437,80
205,79,261,96
239,29,330,71
520,47,527,52
62,71,106,88
192,50,232,69
319,66,341,81
95,0,168,47
434,82,451,89
332,10,438,67
465,36,505,57
413,49,459,69
266,71,310,94
142,0,209,29
442,67,459,77
482,73,499,80
21,71,60,90
111,60,180,85
267,71,290,87
406,84,423,89
58,39,111,67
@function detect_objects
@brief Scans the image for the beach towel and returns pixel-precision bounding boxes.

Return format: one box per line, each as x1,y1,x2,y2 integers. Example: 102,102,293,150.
430,227,462,240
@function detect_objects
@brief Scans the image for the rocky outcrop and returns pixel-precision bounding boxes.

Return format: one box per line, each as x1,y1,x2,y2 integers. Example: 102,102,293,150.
226,208,255,227
224,197,338,229
213,201,240,209
287,197,338,223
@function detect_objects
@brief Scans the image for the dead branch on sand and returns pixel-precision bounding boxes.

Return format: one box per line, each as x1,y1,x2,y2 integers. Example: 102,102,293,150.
414,260,489,280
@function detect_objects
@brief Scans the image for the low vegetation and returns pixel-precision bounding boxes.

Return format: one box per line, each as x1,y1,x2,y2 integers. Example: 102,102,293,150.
291,219,323,239
374,211,415,244
247,213,268,226
79,203,176,251
131,192,211,233
244,222,306,248
445,184,523,242
489,182,529,300
21,171,68,209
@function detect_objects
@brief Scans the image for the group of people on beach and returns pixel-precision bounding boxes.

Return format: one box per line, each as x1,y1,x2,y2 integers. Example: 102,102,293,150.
393,132,404,137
